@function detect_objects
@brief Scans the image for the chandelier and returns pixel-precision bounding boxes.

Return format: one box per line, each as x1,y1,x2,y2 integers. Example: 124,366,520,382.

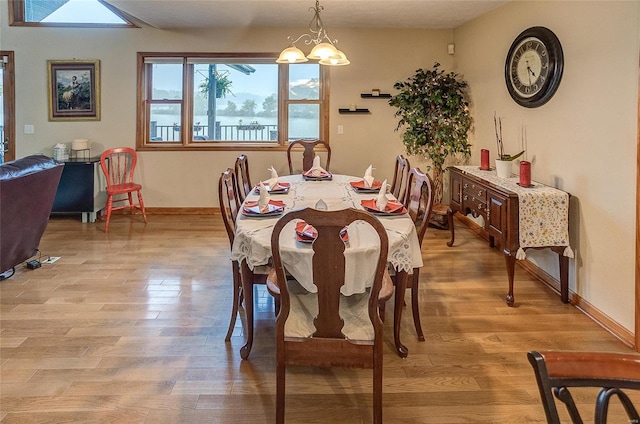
276,0,350,66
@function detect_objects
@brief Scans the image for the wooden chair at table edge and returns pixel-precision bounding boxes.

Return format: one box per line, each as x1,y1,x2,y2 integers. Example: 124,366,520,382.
287,139,331,174
265,208,393,424
218,167,273,342
99,147,147,233
380,167,435,342
390,154,410,205
234,154,252,203
527,350,640,424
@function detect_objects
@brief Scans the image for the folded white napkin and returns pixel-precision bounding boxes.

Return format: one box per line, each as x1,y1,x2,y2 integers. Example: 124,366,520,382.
266,166,279,190
363,164,375,188
309,155,327,177
314,199,328,211
258,182,270,212
376,179,388,211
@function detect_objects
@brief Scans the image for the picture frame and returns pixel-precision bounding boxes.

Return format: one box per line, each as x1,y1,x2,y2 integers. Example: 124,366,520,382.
47,59,100,121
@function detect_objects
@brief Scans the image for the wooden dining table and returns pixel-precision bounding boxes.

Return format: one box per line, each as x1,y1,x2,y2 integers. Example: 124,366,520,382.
230,174,423,359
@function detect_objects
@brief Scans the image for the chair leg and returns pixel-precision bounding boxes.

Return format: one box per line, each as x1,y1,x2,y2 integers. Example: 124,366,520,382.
137,190,147,223
373,347,383,424
104,195,114,233
225,261,242,342
276,358,286,424
379,301,386,322
411,268,425,341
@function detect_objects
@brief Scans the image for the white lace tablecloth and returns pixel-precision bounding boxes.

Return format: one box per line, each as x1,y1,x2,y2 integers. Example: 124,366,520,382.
454,166,573,260
230,174,423,295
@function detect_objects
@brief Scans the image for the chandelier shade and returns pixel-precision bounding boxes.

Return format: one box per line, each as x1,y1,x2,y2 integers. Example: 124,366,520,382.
276,1,349,66
276,46,309,64
318,49,350,66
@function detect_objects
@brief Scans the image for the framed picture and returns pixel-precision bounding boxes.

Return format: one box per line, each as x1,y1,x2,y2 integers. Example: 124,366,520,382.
47,59,100,121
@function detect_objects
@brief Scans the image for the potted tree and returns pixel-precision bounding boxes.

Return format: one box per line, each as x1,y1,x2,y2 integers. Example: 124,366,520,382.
389,63,472,205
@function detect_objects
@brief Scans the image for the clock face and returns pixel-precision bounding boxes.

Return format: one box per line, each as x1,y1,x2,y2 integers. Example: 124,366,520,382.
505,27,563,108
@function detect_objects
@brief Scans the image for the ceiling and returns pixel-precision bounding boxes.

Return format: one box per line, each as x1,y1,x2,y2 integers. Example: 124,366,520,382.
105,0,509,30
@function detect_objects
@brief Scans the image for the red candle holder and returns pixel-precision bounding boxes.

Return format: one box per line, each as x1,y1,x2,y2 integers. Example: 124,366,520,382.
480,149,490,170
519,161,531,187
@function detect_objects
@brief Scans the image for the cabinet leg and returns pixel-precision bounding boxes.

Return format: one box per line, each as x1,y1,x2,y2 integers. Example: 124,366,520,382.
82,212,88,223
553,247,570,303
504,253,516,307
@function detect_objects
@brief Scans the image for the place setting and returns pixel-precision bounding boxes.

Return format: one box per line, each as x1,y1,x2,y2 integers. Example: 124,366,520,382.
349,164,383,193
302,155,332,181
253,166,290,194
294,220,349,243
242,182,286,218
360,179,407,216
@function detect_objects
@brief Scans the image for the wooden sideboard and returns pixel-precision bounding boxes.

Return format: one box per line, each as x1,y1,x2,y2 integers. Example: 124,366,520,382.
447,166,569,306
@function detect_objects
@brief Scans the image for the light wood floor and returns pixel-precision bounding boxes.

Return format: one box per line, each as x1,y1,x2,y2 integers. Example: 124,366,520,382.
0,213,636,423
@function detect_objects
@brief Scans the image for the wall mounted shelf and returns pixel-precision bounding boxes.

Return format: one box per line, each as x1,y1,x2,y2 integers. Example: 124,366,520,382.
338,108,370,114
360,93,391,98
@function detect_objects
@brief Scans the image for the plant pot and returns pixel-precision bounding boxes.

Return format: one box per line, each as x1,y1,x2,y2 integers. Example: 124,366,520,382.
495,159,513,179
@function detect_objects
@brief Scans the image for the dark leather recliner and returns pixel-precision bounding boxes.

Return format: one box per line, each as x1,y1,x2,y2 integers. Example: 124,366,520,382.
0,155,64,277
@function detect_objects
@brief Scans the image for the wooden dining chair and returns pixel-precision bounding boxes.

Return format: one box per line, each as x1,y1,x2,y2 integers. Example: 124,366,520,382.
527,350,640,424
218,167,269,342
390,154,410,204
234,154,252,203
99,147,147,233
380,167,434,341
266,208,393,424
287,139,331,174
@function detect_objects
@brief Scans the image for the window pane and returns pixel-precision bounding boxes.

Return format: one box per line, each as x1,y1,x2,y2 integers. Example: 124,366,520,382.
192,63,278,141
27,0,127,24
288,104,319,140
150,104,182,142
289,64,320,100
151,64,182,100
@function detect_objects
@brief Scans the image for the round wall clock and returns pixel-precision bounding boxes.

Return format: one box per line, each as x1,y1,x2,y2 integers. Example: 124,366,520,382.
505,26,564,108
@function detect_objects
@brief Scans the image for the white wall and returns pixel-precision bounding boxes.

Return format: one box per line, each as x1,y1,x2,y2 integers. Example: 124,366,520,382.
454,1,639,332
0,18,452,206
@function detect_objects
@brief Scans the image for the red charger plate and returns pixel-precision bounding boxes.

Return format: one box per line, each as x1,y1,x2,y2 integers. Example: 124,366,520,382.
253,182,290,194
360,198,407,215
349,180,382,192
242,200,285,216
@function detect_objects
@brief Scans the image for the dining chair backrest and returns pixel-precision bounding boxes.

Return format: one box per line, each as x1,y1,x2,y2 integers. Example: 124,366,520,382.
391,155,410,204
234,154,252,203
287,139,331,174
527,350,640,424
405,167,435,247
270,207,388,424
100,147,138,189
218,167,240,245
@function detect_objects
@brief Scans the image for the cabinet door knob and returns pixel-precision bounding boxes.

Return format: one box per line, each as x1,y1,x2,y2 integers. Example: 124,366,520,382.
463,183,468,189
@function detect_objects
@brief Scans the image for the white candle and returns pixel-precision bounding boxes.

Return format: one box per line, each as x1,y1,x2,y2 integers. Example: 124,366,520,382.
72,139,88,150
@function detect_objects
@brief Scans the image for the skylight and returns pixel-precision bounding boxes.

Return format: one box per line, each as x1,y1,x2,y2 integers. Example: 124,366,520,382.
27,0,127,25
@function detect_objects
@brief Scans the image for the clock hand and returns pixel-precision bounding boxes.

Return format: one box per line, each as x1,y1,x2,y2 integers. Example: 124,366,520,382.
525,60,532,86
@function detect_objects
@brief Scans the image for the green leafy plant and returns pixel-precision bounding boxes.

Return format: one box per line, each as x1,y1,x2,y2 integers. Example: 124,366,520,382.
389,63,472,203
198,71,233,99
494,113,524,161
